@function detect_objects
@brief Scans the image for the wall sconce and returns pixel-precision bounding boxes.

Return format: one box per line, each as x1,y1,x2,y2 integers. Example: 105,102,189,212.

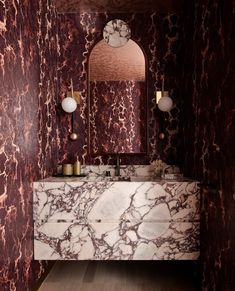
156,76,173,112
61,79,81,141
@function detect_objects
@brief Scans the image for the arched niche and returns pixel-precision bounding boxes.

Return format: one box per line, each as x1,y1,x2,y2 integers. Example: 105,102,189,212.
88,39,147,155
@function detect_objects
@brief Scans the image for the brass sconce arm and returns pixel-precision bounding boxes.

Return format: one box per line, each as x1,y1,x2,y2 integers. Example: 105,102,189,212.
61,79,81,141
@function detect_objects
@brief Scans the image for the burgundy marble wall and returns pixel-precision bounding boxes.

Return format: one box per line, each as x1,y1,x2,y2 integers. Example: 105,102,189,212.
180,0,235,290
57,13,182,166
55,0,182,14
90,80,146,155
0,0,58,290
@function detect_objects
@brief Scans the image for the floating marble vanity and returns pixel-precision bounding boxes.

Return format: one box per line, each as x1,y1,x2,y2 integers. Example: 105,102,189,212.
33,165,200,260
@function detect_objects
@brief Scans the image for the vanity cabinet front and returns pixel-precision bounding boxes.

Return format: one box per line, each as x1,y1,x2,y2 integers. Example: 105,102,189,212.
33,178,200,260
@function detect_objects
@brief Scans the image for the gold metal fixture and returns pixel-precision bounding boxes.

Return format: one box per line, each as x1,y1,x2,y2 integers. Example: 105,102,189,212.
73,160,81,175
69,132,79,141
156,91,162,104
155,75,173,112
156,91,169,104
68,79,80,141
67,90,81,104
158,132,165,140
62,164,73,175
61,79,81,141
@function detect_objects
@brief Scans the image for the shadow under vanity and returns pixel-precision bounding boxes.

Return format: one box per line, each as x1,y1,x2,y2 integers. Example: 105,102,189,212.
33,165,200,260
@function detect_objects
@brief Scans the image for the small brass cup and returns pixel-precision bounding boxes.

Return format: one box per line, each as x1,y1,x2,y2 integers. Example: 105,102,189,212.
62,164,73,176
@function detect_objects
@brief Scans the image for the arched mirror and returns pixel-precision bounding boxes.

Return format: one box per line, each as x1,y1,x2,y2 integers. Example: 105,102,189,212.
88,38,147,155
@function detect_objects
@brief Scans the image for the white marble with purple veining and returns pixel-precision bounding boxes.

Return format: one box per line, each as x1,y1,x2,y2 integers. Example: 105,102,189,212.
33,165,200,260
103,19,131,48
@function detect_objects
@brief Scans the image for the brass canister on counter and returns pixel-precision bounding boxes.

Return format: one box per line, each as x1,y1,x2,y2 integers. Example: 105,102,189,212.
73,160,81,175
62,164,73,176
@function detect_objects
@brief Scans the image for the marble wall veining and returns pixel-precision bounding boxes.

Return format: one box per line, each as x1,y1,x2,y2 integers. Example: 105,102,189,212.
57,13,182,166
181,0,235,290
55,0,183,14
4,0,232,288
0,0,58,290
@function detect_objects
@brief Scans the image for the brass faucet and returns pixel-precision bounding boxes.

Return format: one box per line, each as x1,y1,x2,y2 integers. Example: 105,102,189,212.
115,154,121,176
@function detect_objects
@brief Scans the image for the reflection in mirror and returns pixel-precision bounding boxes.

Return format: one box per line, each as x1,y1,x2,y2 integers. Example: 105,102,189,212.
89,39,147,155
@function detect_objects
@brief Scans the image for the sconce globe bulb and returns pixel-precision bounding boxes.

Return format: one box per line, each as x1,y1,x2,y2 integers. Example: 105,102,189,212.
62,97,77,113
70,133,79,141
159,132,165,140
158,96,173,112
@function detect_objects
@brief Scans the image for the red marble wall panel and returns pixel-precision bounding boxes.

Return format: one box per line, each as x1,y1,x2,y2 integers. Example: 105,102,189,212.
57,13,182,166
55,0,183,13
0,0,58,290
89,81,146,155
181,0,235,290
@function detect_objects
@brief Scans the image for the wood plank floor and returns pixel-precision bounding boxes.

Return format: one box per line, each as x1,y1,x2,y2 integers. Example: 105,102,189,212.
38,261,200,291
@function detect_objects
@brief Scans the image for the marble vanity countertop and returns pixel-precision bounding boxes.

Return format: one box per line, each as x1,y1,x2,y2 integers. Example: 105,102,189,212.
39,164,197,183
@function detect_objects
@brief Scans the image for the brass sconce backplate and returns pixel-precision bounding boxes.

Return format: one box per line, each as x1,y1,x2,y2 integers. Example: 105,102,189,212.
67,91,81,104
156,91,162,104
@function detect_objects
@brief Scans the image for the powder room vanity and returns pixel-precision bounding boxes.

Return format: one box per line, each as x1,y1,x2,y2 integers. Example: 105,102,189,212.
33,165,200,260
